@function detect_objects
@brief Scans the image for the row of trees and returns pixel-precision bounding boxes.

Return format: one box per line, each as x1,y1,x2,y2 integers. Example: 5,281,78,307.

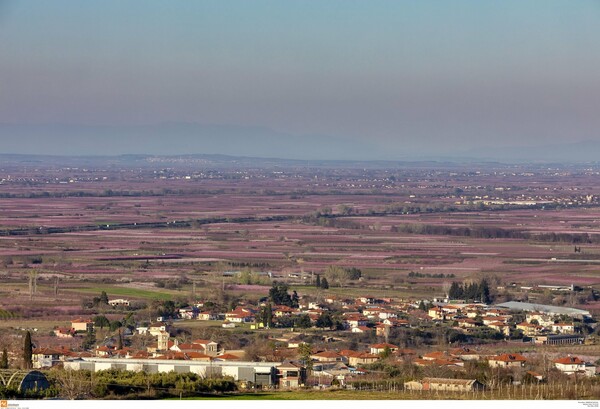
392,223,526,239
46,369,237,399
448,279,492,303
392,223,600,245
408,271,455,279
237,269,269,285
257,304,313,329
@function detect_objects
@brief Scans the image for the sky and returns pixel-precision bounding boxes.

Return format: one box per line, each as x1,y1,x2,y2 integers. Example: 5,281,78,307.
0,1,599,160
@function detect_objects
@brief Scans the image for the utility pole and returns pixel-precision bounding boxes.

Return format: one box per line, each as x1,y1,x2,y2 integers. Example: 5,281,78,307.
54,276,59,296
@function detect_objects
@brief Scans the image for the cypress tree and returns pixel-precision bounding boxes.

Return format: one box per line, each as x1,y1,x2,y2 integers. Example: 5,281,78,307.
1,347,8,369
262,303,273,328
82,327,96,350
117,329,124,350
448,282,461,299
316,275,321,288
23,331,33,369
291,291,299,308
466,282,479,300
480,278,491,304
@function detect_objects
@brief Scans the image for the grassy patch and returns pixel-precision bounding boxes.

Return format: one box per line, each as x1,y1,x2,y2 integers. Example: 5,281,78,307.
0,309,18,319
0,319,67,331
178,390,412,400
175,385,600,400
64,286,176,300
171,320,224,329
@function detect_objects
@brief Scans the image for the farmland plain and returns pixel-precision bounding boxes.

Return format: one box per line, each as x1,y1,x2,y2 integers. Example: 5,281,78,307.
1,156,600,327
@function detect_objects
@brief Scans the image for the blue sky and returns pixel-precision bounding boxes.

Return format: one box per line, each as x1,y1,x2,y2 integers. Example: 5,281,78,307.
0,1,599,159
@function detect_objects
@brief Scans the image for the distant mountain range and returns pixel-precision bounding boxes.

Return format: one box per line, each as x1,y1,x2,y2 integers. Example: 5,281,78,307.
0,122,380,161
463,140,600,163
0,122,598,164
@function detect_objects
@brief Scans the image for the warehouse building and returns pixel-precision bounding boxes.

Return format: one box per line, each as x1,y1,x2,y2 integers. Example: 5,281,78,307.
64,357,285,388
495,302,591,319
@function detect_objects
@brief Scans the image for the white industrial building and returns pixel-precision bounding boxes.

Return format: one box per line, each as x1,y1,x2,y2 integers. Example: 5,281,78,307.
64,357,281,387
495,301,591,318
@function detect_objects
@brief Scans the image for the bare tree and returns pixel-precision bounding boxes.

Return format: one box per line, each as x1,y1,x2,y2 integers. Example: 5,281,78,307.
28,270,38,300
442,282,451,298
54,276,60,296
325,265,349,288
51,369,93,400
129,333,155,351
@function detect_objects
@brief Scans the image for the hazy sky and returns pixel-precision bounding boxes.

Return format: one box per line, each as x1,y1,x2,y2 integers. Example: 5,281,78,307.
1,1,599,159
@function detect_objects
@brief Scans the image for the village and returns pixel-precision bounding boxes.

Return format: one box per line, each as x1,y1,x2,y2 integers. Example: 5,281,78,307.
8,277,598,398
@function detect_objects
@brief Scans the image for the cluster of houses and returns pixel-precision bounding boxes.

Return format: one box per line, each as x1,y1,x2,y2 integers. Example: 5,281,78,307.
167,296,591,344
427,301,588,344
27,296,598,391
34,328,599,389
35,320,235,369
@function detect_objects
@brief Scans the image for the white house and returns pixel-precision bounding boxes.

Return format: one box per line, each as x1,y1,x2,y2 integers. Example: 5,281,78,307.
369,343,399,355
197,312,218,321
551,323,575,334
554,356,596,377
108,299,130,307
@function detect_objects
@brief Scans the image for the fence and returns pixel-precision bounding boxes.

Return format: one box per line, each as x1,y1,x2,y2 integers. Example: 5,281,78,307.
348,379,600,400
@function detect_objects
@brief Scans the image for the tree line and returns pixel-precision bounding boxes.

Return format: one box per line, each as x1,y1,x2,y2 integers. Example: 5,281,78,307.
448,279,492,303
408,271,455,279
392,223,600,244
45,369,236,399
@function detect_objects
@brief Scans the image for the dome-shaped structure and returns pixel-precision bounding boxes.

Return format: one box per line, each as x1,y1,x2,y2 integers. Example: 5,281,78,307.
0,369,50,392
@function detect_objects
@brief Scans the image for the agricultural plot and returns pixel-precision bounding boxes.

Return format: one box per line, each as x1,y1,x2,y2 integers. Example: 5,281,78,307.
1,160,600,320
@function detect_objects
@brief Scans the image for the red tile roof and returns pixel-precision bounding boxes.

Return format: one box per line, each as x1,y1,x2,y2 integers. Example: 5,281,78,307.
192,339,216,345
370,343,398,349
339,350,362,358
312,351,342,358
422,351,447,360
490,353,527,363
33,348,64,355
554,356,584,365
215,353,241,360
186,352,212,360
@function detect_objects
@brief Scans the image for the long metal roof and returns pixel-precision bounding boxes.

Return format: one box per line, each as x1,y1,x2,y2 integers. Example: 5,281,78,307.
495,301,591,317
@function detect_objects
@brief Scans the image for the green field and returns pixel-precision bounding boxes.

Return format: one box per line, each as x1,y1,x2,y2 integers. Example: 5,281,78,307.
292,284,426,300
179,390,413,400
172,320,224,329
175,384,600,400
64,285,178,300
0,319,68,331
